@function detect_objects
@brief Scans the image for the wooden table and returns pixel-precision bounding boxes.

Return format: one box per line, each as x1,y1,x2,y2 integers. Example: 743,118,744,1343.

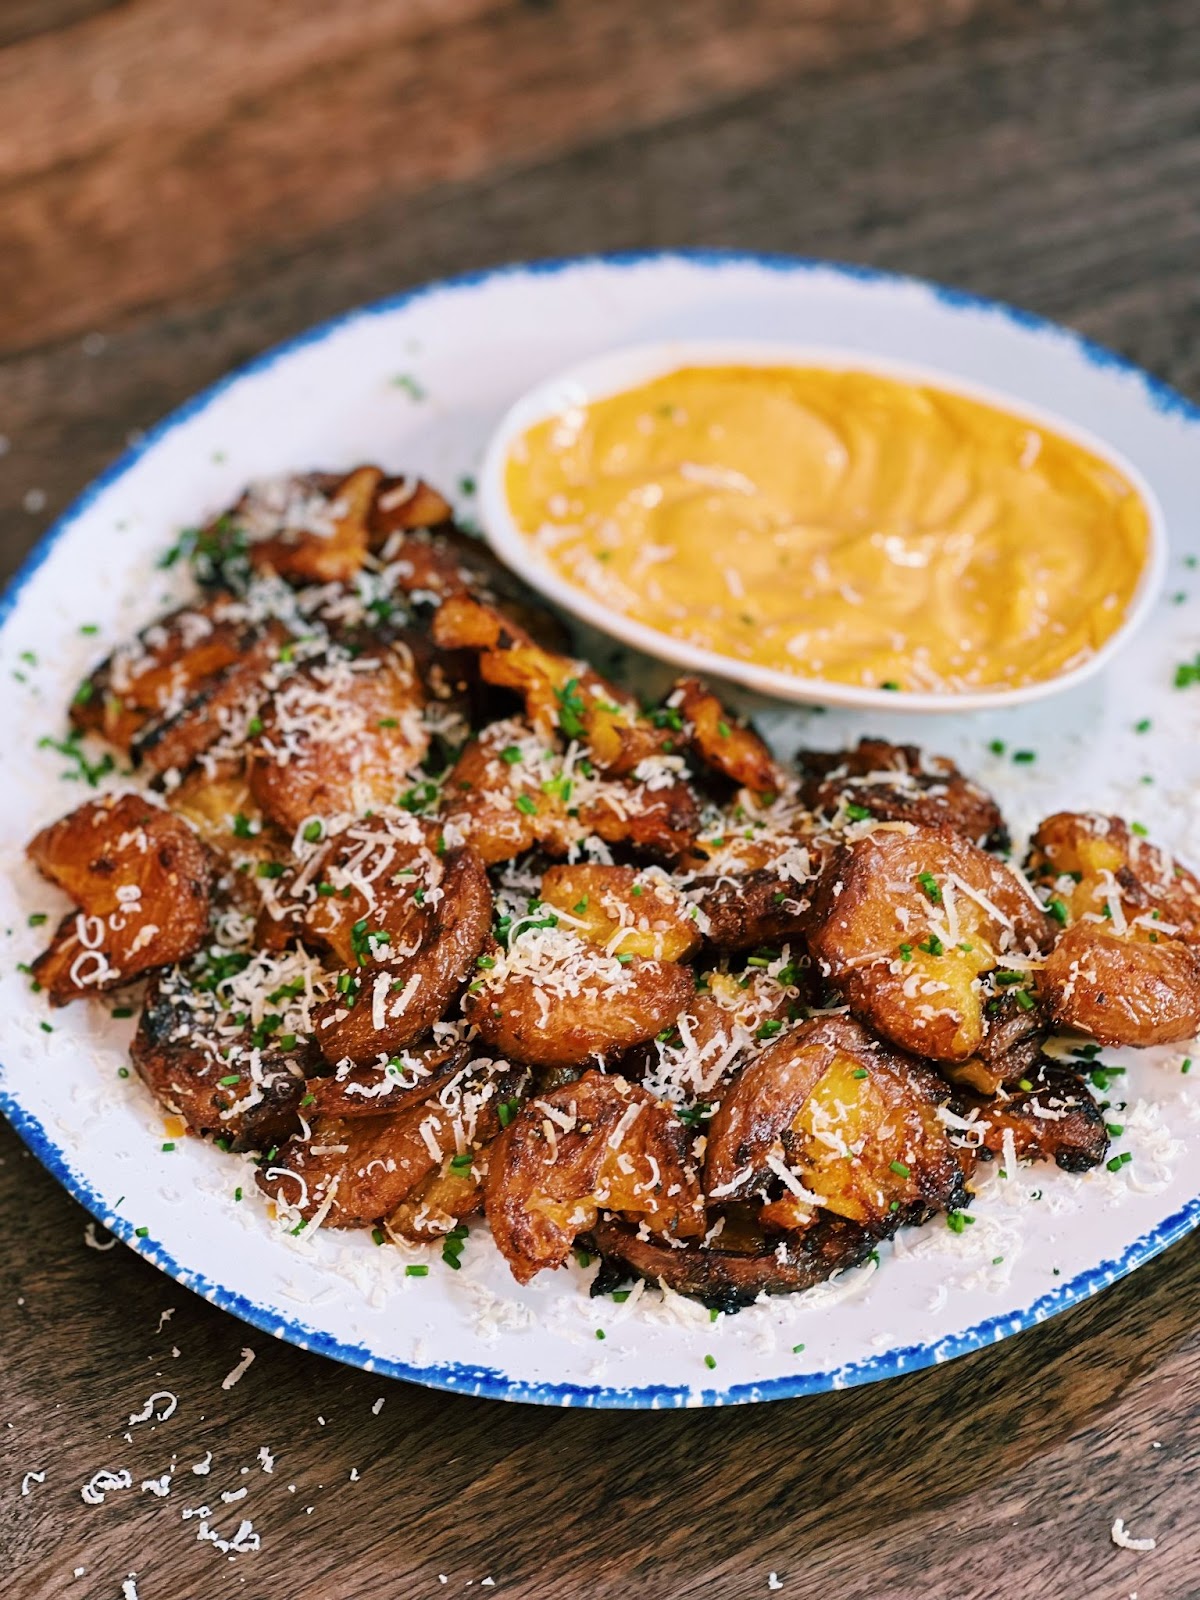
4,3,1200,1595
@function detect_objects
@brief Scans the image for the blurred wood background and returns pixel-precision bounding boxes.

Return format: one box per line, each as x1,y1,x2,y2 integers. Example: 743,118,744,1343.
3,1,1200,1596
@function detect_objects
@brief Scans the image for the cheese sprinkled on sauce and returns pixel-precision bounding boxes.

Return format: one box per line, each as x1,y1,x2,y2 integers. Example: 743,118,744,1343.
505,365,1152,694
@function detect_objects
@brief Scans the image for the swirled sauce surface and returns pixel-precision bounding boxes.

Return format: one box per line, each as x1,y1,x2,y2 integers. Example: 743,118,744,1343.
504,365,1151,693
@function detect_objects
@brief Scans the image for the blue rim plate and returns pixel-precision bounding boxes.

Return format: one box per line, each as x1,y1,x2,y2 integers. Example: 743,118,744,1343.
3,251,1200,1408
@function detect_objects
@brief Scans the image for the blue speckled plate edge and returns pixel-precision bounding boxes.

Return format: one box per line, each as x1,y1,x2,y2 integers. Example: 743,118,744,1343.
2,249,1199,1409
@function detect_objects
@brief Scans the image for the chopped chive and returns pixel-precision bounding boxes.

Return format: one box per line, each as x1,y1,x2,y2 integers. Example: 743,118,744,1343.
704,1354,716,1370
406,1263,429,1277
889,1160,910,1179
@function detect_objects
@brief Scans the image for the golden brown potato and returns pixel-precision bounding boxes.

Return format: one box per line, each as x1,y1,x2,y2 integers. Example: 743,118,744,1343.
238,466,380,585
797,738,1008,850
304,1040,468,1120
1027,811,1200,945
591,1212,875,1310
629,965,808,1103
807,825,1055,1061
165,757,270,864
258,1059,520,1229
259,811,443,969
484,1070,705,1283
443,718,700,867
464,922,695,1069
248,645,427,832
314,848,492,1065
671,678,785,795
1037,923,1200,1047
133,626,285,781
386,1061,528,1240
131,970,308,1151
952,1058,1109,1174
705,1015,967,1234
27,794,213,1003
432,594,672,774
368,473,454,544
539,864,702,962
70,596,281,775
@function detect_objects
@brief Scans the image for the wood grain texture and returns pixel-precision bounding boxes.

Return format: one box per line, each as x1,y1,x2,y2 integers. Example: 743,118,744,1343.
2,0,1200,1595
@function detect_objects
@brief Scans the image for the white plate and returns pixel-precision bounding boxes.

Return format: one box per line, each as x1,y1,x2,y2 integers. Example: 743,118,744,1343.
3,253,1200,1410
478,337,1167,714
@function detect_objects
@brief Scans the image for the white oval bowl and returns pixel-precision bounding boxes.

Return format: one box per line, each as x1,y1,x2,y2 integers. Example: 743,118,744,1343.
479,338,1168,714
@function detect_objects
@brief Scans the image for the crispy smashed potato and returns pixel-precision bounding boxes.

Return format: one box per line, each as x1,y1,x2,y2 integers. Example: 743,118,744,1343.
591,1212,874,1310
1037,923,1200,1047
132,970,307,1151
443,717,699,866
1027,813,1200,1045
234,466,381,585
259,1059,520,1230
484,1071,704,1283
259,811,443,968
27,794,213,1003
314,847,492,1064
797,738,1008,849
433,593,672,775
539,864,702,961
953,1058,1109,1174
71,596,283,779
304,1040,468,1120
249,645,427,831
464,918,695,1069
671,678,785,795
807,825,1055,1061
705,1015,966,1234
1028,811,1200,944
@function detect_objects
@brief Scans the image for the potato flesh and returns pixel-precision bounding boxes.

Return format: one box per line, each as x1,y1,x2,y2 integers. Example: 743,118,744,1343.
539,864,702,961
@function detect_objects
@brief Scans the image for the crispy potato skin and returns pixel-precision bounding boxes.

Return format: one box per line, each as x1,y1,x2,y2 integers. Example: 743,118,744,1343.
305,1041,469,1120
1028,811,1200,944
693,869,814,951
248,646,427,832
131,975,306,1151
27,794,213,1003
539,864,702,962
242,466,381,585
433,594,674,775
71,598,282,778
797,738,1008,850
1037,923,1200,1047
444,719,700,867
259,1060,522,1229
465,937,695,1069
807,825,1055,1061
673,678,783,794
314,848,492,1064
954,1059,1109,1174
484,1071,704,1283
590,1213,875,1310
261,812,442,969
134,626,285,781
705,1015,967,1232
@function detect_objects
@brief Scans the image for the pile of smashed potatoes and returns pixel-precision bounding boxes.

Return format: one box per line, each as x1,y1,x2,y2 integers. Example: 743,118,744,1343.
27,467,1200,1310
